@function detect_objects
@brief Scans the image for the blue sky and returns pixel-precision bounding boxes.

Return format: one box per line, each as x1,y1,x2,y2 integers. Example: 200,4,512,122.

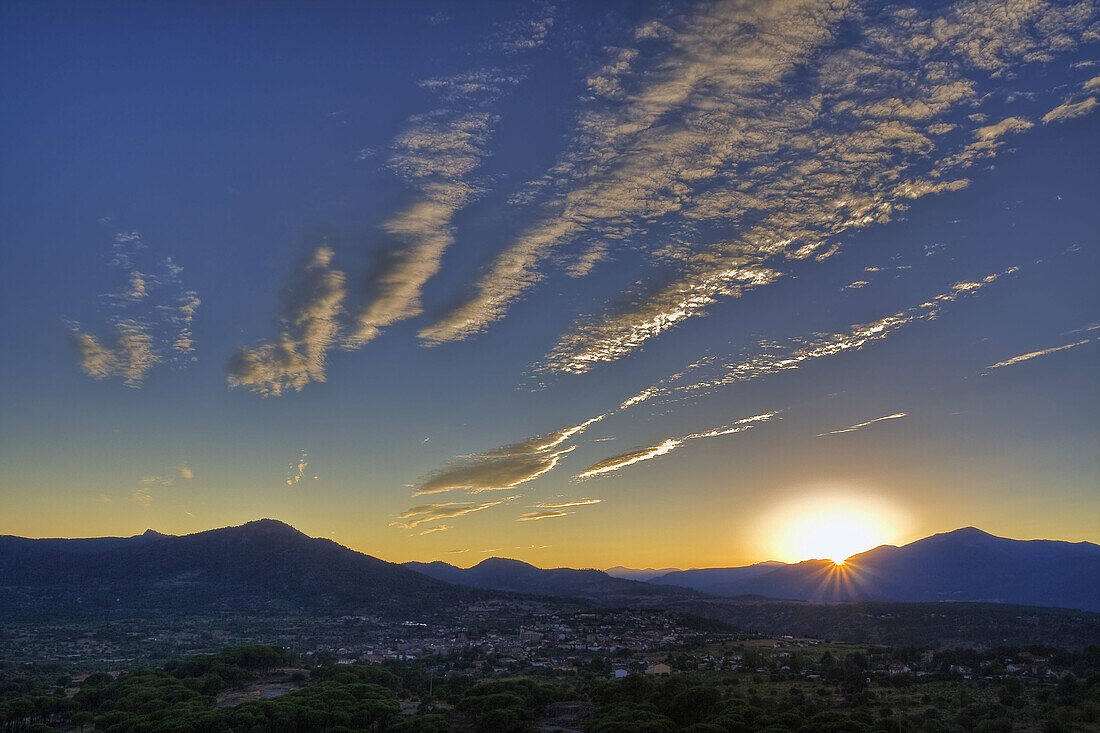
1,0,1097,568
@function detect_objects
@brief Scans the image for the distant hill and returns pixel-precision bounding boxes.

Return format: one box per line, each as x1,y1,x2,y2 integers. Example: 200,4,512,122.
651,527,1100,611
604,566,682,582
404,557,697,605
0,519,475,619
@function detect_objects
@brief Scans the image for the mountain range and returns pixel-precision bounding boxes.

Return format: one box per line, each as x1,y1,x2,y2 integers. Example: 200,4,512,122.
2,521,1098,621
647,527,1100,611
0,519,474,618
604,566,682,582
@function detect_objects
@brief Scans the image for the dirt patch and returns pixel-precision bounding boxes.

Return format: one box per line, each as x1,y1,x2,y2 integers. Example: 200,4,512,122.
215,672,309,708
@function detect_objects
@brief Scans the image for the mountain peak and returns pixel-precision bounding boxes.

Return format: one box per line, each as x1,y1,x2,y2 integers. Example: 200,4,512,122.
141,529,168,538
243,518,300,531
474,557,537,570
949,526,995,538
208,518,309,541
922,526,1001,546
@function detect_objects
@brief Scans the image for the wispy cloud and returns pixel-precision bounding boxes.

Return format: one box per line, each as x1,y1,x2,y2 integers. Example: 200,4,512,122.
666,269,1016,399
518,497,602,522
418,524,450,535
286,451,311,485
417,0,1094,375
498,4,555,53
176,464,194,480
517,509,570,522
534,498,602,509
69,231,200,387
345,111,496,348
392,499,510,529
227,246,346,396
1042,97,1097,124
341,8,553,348
413,416,604,495
426,270,1009,492
575,412,776,480
986,338,1093,370
817,412,907,437
234,9,549,387
130,474,172,506
70,320,159,388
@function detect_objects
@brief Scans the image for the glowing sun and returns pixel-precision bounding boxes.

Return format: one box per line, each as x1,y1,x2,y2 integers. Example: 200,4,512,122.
761,490,907,564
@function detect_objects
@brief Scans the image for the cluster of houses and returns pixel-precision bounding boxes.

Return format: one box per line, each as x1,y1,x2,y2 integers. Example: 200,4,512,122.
310,609,728,674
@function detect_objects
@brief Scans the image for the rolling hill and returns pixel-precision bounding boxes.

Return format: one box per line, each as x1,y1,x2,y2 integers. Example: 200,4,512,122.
404,557,699,605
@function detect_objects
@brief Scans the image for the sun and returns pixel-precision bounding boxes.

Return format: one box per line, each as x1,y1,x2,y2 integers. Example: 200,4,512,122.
760,490,907,564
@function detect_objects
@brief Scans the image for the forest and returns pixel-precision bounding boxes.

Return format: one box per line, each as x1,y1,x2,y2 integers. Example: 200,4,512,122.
3,643,1100,732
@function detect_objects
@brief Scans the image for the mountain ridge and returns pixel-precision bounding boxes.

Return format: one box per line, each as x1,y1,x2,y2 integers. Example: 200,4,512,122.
404,556,697,604
3,521,1098,615
0,518,477,619
650,527,1100,611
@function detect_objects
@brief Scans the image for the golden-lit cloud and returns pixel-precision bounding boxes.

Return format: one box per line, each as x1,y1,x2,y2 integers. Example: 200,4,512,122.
498,6,555,54
619,387,661,410
70,320,159,388
973,116,1033,141
986,338,1093,370
235,34,545,384
227,246,346,396
176,464,194,480
817,412,907,437
668,269,1016,398
418,524,449,535
286,451,310,485
69,231,200,386
518,498,602,522
517,509,570,522
416,0,1094,374
345,112,495,347
392,499,510,529
535,498,602,509
1042,97,1097,124
575,412,776,480
413,416,604,495
421,269,1009,493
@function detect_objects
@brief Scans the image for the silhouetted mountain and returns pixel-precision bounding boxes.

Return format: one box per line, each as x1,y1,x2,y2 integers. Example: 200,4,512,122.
5,522,1096,628
0,519,474,618
404,557,697,605
0,528,174,556
650,561,786,595
604,566,682,582
651,528,1100,611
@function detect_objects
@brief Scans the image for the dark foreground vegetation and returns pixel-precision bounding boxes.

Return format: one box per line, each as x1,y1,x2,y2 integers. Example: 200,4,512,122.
3,644,1100,732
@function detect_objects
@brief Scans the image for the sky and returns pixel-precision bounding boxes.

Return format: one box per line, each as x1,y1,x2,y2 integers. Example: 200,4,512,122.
1,0,1097,570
